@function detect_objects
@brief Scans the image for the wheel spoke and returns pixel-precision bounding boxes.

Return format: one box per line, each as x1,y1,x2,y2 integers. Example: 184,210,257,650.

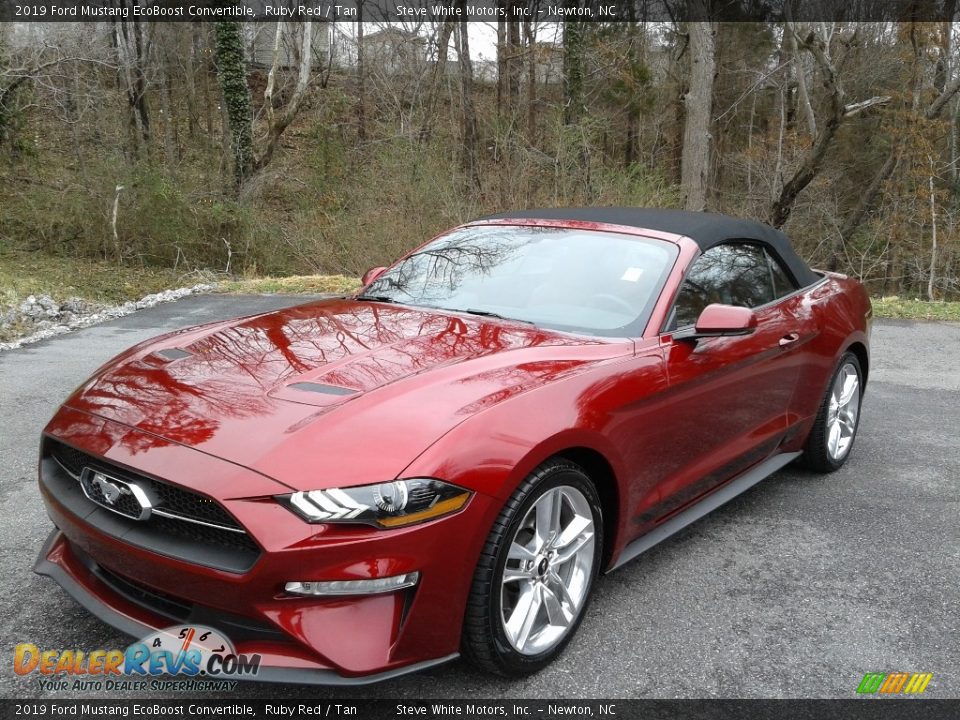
502,566,534,585
827,419,842,457
552,513,591,551
534,491,558,550
838,414,855,436
554,531,594,566
838,372,858,407
541,584,573,627
507,584,542,651
548,570,578,612
508,541,536,563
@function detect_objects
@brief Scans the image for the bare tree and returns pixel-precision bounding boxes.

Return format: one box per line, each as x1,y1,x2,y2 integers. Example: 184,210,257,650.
767,23,890,229
680,15,715,211
455,12,481,191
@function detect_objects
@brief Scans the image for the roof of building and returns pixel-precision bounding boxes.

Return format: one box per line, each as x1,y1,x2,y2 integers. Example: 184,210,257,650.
479,207,819,286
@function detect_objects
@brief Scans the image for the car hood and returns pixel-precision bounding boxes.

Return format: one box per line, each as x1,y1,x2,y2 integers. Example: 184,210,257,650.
63,299,630,490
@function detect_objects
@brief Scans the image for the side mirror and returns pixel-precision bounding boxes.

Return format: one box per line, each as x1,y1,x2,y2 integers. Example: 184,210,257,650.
675,303,757,341
361,266,388,286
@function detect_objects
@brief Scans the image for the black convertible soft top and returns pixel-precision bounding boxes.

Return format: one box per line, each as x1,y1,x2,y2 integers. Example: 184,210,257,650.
479,207,820,288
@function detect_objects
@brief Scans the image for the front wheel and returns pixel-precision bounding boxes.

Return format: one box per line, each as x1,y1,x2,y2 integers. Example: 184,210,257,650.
461,460,602,676
802,351,863,472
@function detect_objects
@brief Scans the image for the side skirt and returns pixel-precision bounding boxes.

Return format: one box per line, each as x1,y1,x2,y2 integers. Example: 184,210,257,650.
609,451,801,571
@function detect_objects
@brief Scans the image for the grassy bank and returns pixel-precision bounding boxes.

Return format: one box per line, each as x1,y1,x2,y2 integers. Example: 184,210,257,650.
0,250,189,310
871,296,960,322
219,275,360,295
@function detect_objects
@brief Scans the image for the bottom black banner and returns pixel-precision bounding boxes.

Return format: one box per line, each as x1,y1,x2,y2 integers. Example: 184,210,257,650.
2,700,959,720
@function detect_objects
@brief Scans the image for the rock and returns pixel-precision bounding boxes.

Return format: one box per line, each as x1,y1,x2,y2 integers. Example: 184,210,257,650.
19,296,43,318
2,281,218,352
62,297,87,314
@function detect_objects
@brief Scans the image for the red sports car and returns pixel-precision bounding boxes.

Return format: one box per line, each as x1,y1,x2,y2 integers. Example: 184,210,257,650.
35,209,870,682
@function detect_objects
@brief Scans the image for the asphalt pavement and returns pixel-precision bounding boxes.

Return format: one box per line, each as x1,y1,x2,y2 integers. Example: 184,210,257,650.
1,295,957,699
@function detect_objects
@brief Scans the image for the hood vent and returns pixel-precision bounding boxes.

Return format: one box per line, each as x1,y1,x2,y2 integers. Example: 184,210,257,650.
155,348,193,361
288,382,358,397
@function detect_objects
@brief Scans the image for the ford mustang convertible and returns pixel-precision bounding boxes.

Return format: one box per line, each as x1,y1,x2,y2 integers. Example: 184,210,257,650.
35,209,870,682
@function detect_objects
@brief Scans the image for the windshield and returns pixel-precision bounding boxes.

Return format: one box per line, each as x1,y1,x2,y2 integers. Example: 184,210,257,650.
361,225,678,336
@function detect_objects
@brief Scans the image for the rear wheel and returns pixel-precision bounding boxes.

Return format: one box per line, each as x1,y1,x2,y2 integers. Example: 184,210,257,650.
462,460,602,676
802,352,863,472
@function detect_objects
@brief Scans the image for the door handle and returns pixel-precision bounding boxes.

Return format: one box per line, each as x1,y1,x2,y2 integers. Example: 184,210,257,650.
779,332,801,348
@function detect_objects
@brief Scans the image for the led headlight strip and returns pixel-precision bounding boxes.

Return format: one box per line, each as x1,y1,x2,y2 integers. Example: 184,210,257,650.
279,478,470,529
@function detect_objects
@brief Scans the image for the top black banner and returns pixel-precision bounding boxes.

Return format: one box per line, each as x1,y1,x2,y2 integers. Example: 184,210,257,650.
1,0,959,23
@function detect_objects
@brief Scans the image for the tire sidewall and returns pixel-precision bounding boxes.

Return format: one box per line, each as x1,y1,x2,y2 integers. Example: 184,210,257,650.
486,466,603,674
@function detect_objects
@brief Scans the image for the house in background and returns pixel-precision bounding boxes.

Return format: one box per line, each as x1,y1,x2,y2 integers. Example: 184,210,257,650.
247,23,332,69
359,27,427,75
533,43,564,85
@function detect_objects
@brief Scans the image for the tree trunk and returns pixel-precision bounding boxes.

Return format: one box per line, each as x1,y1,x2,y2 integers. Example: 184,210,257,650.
455,15,481,191
214,21,254,187
562,19,586,125
524,20,537,141
680,17,715,212
768,23,844,229
418,20,456,145
496,17,506,118
112,14,151,158
508,16,521,107
160,58,178,169
184,23,199,138
356,8,366,141
787,26,816,137
254,21,314,173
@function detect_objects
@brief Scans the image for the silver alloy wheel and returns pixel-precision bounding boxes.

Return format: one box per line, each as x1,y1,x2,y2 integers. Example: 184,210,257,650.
500,485,595,656
827,361,861,461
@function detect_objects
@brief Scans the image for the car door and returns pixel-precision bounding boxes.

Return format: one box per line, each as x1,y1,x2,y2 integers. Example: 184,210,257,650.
630,241,809,526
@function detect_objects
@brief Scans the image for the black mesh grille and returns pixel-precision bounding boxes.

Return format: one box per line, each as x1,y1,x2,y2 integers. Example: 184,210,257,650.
52,443,88,478
87,559,284,643
152,515,259,554
97,566,193,620
153,482,238,528
48,439,242,531
44,438,259,571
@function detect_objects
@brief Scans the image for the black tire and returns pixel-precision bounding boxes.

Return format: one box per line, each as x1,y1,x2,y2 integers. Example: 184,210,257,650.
801,351,864,473
461,459,603,677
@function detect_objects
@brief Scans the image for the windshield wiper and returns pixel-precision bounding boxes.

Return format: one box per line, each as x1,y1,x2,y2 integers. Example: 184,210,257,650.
355,294,400,303
459,308,534,325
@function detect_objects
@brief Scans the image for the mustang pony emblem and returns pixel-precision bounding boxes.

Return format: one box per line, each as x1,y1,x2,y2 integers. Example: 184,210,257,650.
92,473,130,506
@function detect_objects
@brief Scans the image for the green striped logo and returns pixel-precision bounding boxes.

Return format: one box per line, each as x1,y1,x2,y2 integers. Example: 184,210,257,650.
857,672,932,694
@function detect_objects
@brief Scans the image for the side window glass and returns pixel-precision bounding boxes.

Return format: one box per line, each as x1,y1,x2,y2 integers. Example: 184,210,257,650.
672,243,774,328
767,250,797,298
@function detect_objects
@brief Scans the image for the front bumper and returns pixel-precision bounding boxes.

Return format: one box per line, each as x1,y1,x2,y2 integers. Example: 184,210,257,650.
34,530,458,685
35,413,501,683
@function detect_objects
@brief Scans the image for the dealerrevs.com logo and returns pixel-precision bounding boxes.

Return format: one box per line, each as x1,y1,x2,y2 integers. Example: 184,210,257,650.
856,672,933,695
14,625,261,691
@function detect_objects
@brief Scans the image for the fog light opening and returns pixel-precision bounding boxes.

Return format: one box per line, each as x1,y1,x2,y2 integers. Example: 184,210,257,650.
284,572,420,597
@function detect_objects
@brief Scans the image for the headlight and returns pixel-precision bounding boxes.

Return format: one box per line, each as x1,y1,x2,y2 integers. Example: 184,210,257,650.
278,479,471,529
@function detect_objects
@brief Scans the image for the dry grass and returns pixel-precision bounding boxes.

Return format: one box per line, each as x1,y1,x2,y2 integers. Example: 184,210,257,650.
218,274,360,295
0,249,192,312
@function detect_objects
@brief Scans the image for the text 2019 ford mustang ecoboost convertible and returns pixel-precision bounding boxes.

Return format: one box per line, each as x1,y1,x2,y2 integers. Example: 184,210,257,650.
35,209,871,682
